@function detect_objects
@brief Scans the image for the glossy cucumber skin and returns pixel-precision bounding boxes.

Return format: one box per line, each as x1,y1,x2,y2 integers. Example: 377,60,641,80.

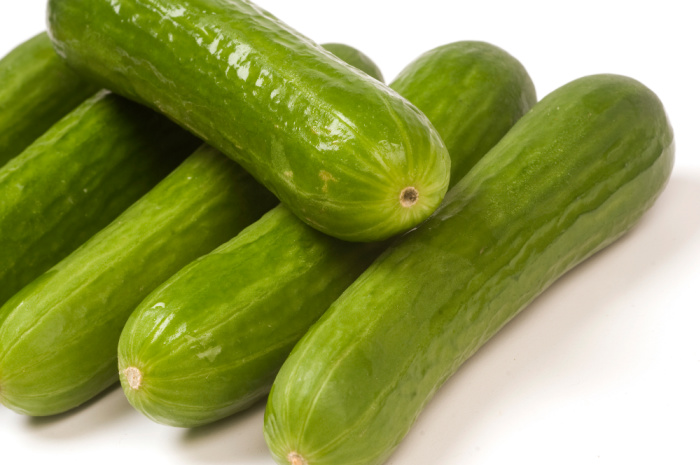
117,42,536,428
321,43,384,83
264,75,674,465
0,32,98,167
0,91,198,307
0,145,277,416
47,0,450,242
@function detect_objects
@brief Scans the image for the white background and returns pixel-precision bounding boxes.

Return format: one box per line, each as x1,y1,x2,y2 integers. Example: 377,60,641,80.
1,1,699,464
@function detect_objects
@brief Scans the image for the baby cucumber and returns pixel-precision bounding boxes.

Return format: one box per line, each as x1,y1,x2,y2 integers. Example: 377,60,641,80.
117,41,535,427
264,74,674,465
0,32,98,166
48,0,450,241
0,91,198,307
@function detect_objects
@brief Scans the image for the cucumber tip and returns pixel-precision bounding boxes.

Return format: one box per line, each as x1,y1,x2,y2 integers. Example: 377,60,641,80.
400,186,419,207
287,452,307,465
123,366,143,390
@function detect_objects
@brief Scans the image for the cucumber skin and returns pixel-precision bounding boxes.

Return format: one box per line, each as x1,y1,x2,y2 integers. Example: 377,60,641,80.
0,145,277,416
321,43,384,83
47,0,450,242
117,42,536,427
264,75,674,465
0,91,199,308
0,32,98,167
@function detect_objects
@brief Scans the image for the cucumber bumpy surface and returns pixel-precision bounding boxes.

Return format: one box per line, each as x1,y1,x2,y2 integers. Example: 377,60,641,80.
47,0,450,242
117,41,536,427
0,91,198,307
0,32,98,167
264,74,674,465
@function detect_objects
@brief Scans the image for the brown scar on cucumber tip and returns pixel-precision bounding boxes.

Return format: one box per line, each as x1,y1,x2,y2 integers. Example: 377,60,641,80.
400,186,419,207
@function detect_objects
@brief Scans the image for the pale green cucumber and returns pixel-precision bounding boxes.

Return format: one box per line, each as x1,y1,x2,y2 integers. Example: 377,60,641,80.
48,0,451,241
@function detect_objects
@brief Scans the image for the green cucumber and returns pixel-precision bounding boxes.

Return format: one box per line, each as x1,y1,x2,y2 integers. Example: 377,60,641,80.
0,91,198,307
0,32,98,167
117,41,535,427
0,144,277,416
264,74,674,465
47,0,451,242
321,43,384,83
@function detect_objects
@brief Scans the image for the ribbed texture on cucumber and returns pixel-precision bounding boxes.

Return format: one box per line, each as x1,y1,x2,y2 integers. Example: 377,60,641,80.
264,74,674,465
0,145,277,416
0,91,198,308
117,41,536,428
0,32,98,167
47,0,450,241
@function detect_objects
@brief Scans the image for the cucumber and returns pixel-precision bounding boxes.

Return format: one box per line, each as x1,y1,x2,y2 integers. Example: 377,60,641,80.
117,41,536,427
0,91,198,308
0,144,277,416
264,74,674,465
0,32,98,167
47,0,451,242
321,43,384,83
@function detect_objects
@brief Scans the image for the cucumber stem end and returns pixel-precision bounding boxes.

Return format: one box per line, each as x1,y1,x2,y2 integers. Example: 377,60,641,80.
400,186,419,207
287,452,307,465
123,366,143,390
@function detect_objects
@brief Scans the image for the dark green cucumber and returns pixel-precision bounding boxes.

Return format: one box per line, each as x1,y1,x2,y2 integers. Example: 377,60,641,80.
263,74,674,465
0,32,98,167
0,145,276,416
117,42,535,427
47,0,450,242
0,91,198,307
321,43,384,83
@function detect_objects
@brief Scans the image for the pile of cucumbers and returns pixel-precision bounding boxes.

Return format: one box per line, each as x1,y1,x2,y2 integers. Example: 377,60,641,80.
0,0,674,464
